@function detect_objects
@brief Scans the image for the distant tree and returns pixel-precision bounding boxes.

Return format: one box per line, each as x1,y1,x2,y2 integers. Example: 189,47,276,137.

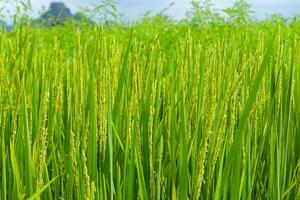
93,0,123,26
265,13,287,25
185,0,224,27
139,2,175,27
223,0,254,25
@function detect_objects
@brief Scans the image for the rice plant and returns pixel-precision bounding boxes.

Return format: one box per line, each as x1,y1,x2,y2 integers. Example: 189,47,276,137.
0,15,299,200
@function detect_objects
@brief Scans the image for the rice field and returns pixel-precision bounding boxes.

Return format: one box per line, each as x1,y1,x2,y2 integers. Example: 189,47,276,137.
0,23,300,199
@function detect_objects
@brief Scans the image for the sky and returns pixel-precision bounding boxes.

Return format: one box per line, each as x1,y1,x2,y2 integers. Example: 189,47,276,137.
1,0,300,23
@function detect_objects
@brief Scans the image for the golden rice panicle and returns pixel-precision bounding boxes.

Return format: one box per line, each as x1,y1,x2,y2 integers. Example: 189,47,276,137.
193,67,217,200
98,64,108,164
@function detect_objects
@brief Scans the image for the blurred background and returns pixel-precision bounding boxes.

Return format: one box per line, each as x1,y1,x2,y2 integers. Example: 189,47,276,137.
0,0,299,28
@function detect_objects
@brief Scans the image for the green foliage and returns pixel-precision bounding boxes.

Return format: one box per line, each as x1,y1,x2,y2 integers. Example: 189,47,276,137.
266,13,287,25
185,0,224,27
93,0,124,26
223,0,254,25
0,1,300,200
0,21,300,200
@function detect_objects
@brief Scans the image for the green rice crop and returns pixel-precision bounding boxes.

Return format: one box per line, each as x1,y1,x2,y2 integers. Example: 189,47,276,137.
0,23,299,199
